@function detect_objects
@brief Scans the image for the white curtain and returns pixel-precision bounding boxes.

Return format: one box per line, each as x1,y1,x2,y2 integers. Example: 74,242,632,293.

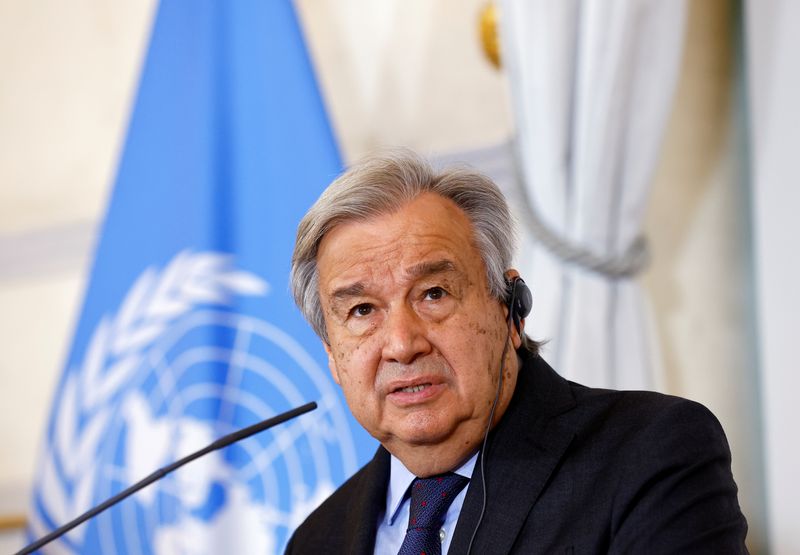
745,1,800,552
500,0,686,389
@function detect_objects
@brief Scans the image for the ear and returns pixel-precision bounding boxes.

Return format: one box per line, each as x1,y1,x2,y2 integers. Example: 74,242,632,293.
504,269,525,349
323,341,342,385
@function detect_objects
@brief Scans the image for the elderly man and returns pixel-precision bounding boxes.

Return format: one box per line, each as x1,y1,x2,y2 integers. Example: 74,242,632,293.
286,152,747,554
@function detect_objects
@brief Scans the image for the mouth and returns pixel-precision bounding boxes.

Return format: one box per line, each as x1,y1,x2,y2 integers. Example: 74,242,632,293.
395,383,432,394
386,380,445,407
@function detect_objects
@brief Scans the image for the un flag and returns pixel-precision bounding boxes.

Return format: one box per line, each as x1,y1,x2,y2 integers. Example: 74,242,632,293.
27,1,375,553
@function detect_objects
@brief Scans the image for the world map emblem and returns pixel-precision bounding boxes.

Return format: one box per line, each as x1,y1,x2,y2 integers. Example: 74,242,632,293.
29,251,359,554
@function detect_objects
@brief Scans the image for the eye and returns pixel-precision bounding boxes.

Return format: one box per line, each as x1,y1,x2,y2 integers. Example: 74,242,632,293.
350,303,374,317
424,287,447,301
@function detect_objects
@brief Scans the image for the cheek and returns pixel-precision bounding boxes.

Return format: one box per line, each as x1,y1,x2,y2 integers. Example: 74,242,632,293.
467,309,507,346
458,310,508,385
329,337,380,390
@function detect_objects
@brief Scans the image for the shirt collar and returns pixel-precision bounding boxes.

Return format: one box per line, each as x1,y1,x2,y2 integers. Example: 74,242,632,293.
385,450,479,525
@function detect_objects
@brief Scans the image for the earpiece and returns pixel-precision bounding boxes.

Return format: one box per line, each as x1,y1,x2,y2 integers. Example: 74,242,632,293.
506,277,532,334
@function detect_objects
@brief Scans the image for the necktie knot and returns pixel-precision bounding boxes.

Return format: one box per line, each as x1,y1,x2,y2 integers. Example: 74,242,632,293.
398,472,469,555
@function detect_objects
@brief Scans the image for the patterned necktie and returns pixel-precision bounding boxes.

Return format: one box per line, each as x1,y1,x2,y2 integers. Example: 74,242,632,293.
397,473,469,555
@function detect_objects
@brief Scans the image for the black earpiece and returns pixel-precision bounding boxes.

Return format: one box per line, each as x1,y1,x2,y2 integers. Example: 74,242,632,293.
506,277,532,333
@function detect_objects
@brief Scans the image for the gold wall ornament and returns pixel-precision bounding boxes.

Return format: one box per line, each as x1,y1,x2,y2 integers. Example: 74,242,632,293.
479,2,501,69
0,513,26,531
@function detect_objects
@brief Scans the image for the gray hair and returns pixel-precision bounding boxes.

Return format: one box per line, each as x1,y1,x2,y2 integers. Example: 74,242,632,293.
290,150,518,344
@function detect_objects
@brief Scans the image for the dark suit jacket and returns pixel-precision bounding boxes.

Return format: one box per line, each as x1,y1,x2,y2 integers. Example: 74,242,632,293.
287,351,748,554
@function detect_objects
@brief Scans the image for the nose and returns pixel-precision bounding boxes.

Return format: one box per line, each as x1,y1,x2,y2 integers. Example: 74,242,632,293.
381,303,432,364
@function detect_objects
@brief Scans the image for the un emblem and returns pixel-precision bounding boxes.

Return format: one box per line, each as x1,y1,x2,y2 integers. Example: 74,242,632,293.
29,251,358,554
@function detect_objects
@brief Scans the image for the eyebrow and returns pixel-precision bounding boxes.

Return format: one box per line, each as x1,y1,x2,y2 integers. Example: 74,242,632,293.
330,282,366,301
328,259,459,301
405,259,458,279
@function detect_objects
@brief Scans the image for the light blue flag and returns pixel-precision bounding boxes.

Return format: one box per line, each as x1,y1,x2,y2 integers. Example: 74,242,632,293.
28,1,375,553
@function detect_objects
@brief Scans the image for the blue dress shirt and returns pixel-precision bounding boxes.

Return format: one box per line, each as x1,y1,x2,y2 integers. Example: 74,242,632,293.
374,452,478,554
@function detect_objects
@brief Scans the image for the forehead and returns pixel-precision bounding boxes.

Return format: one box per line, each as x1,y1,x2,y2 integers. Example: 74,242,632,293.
316,193,485,290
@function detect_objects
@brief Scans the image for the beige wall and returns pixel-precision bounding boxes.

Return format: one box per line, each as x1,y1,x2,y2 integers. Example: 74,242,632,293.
0,1,156,551
295,0,514,160
0,0,765,552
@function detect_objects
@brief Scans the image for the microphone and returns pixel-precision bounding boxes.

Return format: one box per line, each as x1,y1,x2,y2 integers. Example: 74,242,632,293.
17,401,318,555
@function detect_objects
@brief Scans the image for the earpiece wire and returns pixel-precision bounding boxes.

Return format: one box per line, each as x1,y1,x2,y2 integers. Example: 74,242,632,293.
465,281,517,554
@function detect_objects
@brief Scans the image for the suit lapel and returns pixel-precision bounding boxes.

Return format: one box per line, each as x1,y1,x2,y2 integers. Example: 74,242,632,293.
449,356,577,554
339,447,390,555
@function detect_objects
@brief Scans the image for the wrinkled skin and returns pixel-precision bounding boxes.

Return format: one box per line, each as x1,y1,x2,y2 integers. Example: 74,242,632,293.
317,193,523,476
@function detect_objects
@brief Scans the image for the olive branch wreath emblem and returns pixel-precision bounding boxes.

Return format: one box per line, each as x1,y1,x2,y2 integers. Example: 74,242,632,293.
31,250,267,548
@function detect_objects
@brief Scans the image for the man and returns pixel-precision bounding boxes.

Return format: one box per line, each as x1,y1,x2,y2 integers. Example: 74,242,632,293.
286,151,747,554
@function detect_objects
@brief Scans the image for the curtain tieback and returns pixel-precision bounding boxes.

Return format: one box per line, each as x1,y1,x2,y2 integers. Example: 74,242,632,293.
521,193,650,279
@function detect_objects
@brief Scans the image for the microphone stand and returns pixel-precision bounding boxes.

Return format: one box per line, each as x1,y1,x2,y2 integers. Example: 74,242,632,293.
17,401,318,555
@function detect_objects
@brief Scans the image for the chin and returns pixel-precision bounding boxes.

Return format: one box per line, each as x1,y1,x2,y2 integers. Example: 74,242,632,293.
398,429,448,446
394,413,456,445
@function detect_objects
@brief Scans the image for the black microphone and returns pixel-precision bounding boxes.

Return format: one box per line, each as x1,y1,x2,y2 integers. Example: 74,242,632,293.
17,401,318,555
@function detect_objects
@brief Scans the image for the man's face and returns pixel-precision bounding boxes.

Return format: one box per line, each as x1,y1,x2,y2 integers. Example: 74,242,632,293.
316,193,518,470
